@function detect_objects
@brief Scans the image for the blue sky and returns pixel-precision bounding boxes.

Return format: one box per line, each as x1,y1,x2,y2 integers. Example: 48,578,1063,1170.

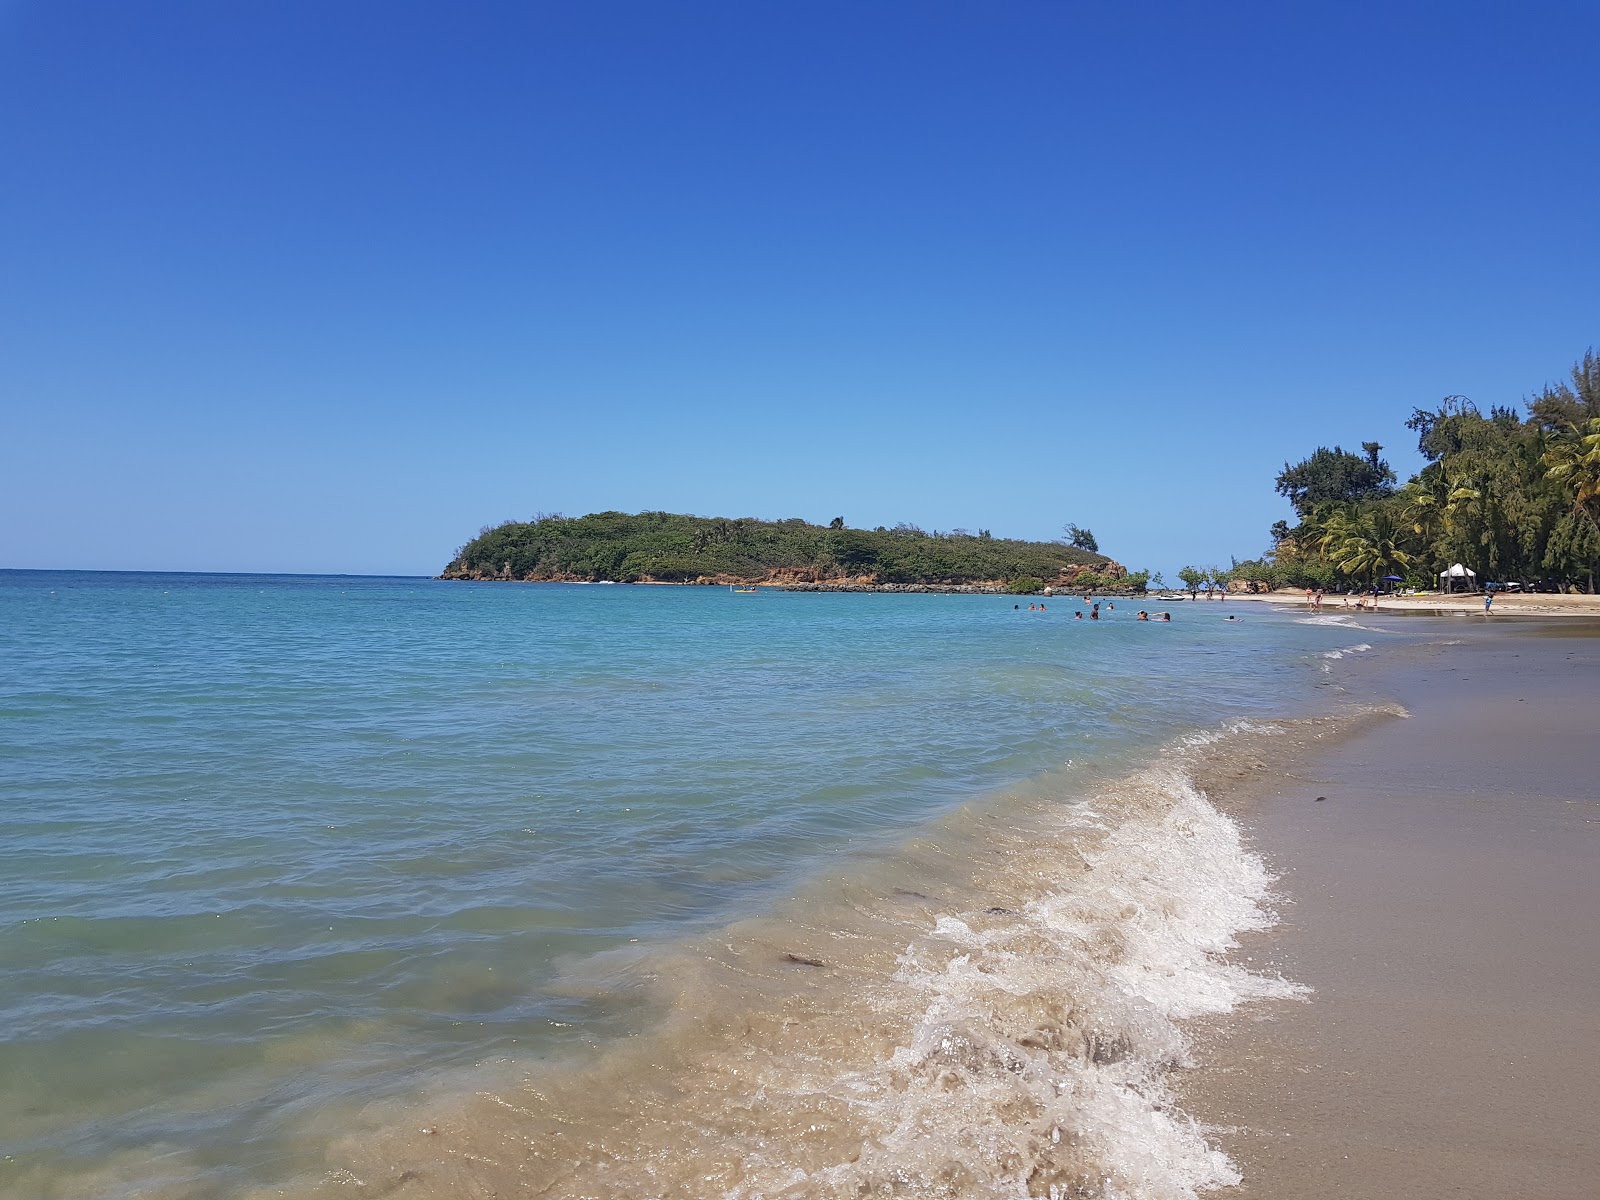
3,1,1597,576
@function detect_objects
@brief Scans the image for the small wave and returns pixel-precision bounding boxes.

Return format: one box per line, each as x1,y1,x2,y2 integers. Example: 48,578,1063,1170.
1294,614,1391,633
1322,643,1373,660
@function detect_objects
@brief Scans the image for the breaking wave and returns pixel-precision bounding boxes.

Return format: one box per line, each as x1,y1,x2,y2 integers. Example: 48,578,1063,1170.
265,716,1405,1200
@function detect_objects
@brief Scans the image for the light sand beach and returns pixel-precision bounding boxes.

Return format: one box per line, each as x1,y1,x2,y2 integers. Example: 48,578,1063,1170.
1182,620,1600,1197
1246,588,1600,617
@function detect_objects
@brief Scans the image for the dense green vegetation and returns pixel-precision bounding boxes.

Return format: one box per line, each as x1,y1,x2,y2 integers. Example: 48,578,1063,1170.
1222,348,1600,592
444,511,1123,588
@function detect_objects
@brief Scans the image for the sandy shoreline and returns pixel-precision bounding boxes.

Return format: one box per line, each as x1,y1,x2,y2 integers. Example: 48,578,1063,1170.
1183,619,1600,1197
1239,588,1600,616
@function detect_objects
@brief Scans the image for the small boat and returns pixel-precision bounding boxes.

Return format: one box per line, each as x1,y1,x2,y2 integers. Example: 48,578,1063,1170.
730,585,759,594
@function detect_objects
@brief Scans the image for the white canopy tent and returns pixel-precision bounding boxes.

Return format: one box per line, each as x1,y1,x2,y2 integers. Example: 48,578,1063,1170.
1439,563,1477,593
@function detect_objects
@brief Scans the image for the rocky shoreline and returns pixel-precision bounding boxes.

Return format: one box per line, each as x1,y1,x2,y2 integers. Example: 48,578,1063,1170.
436,574,1147,596
439,563,1131,594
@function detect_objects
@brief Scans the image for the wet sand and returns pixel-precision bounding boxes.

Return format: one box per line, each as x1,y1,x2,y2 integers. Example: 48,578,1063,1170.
1184,622,1600,1198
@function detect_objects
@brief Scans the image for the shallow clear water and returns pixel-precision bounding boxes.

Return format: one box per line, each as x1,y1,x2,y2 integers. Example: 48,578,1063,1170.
0,572,1389,1195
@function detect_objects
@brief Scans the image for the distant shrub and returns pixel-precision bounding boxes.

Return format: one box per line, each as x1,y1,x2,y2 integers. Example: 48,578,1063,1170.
1007,576,1045,594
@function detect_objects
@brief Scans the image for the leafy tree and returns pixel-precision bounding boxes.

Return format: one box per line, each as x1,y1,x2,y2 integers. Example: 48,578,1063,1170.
1232,558,1273,592
1544,510,1600,593
1275,443,1396,516
1527,348,1600,432
1177,565,1205,597
1063,523,1099,553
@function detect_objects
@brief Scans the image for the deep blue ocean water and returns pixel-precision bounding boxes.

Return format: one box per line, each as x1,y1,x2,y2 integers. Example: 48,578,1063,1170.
0,571,1388,1195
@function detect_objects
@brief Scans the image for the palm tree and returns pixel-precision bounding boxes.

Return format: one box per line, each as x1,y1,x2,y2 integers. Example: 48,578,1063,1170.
1545,418,1600,593
1313,507,1359,560
1326,509,1414,586
1544,417,1600,521
1398,479,1447,541
1433,478,1485,572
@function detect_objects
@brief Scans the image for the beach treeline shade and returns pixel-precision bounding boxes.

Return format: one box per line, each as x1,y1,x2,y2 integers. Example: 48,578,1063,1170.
443,511,1118,586
1235,347,1600,593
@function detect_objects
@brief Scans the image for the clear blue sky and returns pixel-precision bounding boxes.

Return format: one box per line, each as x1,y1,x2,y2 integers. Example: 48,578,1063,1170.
3,1,1597,577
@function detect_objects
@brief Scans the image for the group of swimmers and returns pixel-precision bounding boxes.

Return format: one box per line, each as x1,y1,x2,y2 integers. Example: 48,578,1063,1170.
1014,599,1173,621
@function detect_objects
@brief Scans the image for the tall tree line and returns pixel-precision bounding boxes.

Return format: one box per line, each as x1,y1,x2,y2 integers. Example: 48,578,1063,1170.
1238,349,1600,593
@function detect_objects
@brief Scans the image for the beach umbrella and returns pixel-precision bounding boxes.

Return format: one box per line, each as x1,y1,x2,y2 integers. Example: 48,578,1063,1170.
1382,575,1403,581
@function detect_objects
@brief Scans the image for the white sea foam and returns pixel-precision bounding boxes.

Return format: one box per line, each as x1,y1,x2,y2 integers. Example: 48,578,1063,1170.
1178,718,1276,749
835,767,1305,1200
1322,642,1373,660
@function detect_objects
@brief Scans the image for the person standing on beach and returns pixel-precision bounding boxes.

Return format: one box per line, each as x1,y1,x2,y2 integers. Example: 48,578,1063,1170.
1485,591,1494,612
1306,587,1314,606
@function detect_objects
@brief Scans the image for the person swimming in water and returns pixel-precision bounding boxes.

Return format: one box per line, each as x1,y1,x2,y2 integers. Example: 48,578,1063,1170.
1137,610,1149,621
1159,611,1171,621
1090,602,1100,620
1074,611,1083,620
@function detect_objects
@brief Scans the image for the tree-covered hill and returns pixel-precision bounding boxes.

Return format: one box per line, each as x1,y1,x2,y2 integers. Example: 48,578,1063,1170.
442,511,1124,589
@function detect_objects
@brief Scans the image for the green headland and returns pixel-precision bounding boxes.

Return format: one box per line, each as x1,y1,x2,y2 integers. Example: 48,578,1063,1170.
442,511,1127,592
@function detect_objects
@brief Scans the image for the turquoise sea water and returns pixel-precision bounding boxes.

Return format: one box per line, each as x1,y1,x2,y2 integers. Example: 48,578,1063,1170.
0,572,1389,1196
